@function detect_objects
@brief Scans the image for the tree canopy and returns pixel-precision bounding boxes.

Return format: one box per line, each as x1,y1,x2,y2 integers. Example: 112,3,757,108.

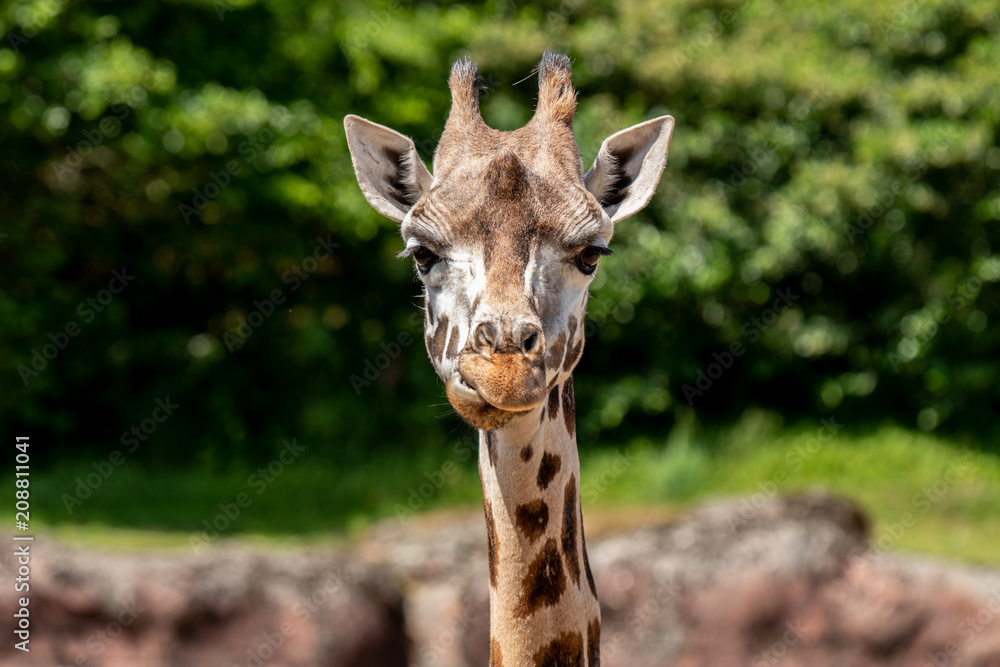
2,0,998,469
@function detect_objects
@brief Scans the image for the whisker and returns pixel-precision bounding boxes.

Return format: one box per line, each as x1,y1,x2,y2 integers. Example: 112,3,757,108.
513,68,540,86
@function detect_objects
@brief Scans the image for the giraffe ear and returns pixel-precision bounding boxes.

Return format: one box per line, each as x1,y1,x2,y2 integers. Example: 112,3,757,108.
584,115,675,223
344,115,433,223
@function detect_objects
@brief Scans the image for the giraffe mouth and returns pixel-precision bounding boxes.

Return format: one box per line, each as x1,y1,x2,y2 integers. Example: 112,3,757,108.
446,372,517,429
446,368,546,430
449,363,546,408
448,373,486,405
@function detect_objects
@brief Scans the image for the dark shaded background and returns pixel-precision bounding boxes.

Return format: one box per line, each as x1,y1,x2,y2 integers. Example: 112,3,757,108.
2,0,998,483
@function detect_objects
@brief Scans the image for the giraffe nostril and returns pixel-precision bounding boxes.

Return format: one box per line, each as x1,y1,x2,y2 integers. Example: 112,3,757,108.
520,323,543,355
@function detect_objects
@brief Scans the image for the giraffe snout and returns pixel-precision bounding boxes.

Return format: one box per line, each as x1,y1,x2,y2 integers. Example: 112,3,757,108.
471,320,545,358
450,316,548,418
458,351,547,413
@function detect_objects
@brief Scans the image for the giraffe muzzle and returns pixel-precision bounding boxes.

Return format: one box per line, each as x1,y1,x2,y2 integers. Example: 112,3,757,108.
444,346,547,428
457,352,546,410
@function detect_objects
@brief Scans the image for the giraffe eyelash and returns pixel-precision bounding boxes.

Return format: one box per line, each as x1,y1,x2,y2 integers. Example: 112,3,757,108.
397,237,446,259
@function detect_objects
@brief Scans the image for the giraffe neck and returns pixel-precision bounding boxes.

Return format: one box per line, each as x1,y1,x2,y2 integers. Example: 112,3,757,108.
479,376,601,667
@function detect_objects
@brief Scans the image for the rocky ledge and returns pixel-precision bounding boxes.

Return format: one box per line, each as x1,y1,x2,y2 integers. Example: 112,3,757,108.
2,494,998,666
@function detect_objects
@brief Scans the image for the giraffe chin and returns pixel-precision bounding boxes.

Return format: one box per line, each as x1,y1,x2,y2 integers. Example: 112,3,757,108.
446,373,541,430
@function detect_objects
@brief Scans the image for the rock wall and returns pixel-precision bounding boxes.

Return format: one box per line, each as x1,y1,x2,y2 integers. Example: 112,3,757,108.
3,494,998,666
0,545,408,667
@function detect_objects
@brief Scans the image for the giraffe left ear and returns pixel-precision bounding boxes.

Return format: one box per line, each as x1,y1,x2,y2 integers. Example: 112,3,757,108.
584,115,675,223
344,115,433,223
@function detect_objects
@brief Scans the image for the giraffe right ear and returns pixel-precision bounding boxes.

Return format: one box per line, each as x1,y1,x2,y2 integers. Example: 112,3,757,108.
344,115,433,223
584,115,675,223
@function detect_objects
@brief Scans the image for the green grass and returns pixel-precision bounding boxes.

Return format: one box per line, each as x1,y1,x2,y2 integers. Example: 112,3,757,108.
581,412,1000,564
10,414,1000,564
16,446,485,548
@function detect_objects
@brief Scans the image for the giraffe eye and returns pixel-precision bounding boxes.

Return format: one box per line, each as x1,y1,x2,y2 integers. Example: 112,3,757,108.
413,246,438,275
576,246,609,275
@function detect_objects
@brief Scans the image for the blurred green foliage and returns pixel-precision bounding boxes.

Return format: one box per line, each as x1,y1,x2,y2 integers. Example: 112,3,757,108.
1,0,998,473
21,420,1000,565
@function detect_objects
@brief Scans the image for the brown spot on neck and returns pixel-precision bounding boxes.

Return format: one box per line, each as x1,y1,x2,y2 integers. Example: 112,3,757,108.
562,474,581,586
536,451,562,490
516,537,566,618
515,499,549,544
562,376,576,437
547,384,560,420
582,518,597,599
486,430,497,467
533,630,584,666
587,619,601,667
491,638,504,667
520,445,533,462
484,498,498,589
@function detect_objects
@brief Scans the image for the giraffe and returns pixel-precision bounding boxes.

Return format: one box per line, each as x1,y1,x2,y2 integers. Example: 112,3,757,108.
345,51,674,667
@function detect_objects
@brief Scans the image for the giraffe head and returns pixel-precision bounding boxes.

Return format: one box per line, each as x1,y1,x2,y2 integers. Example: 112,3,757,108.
346,52,673,430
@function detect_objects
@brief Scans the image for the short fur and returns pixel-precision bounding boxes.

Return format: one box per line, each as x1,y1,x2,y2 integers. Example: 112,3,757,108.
345,51,675,666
